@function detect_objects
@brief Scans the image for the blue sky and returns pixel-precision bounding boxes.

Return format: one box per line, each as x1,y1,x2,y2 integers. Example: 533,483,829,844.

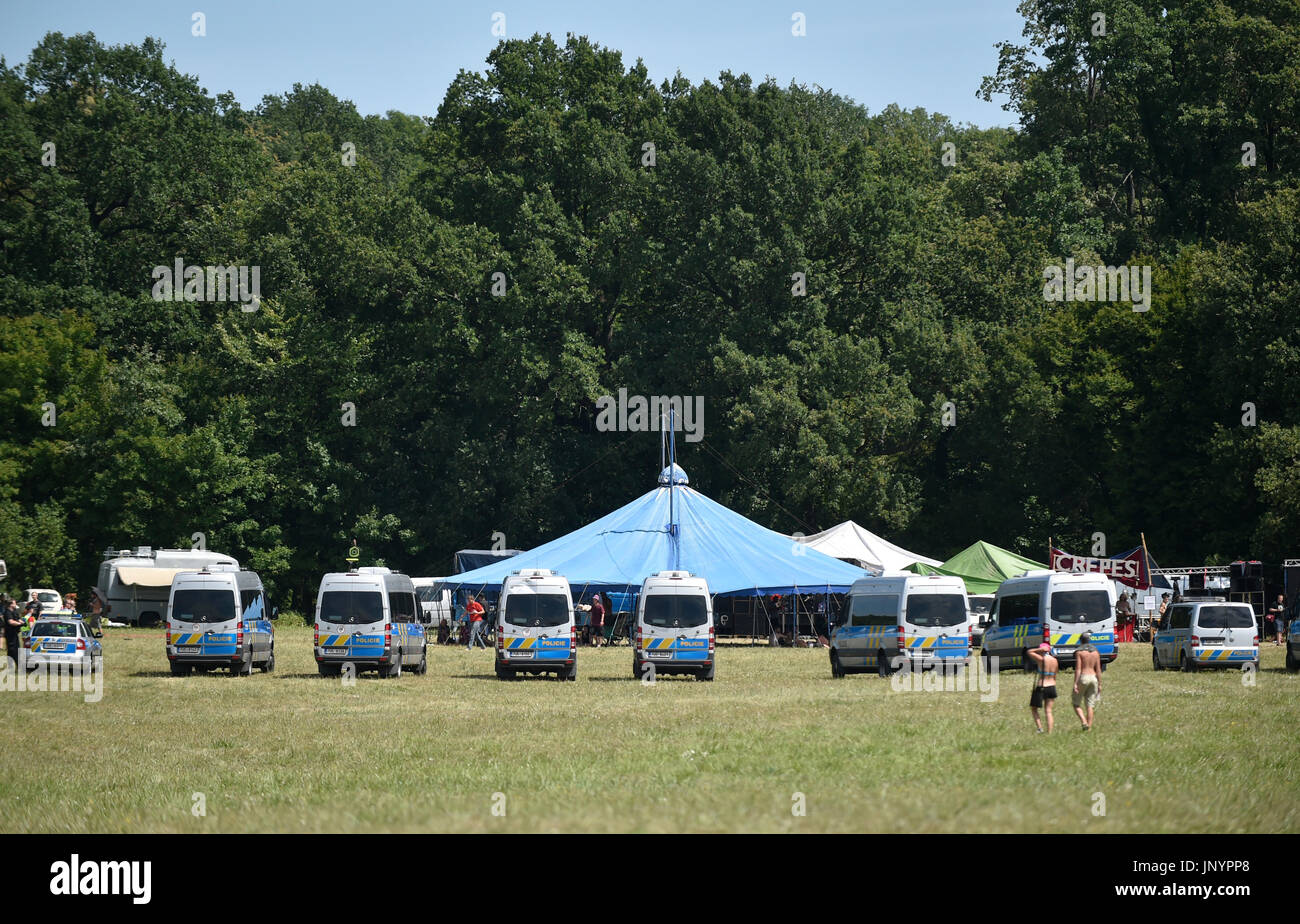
0,1,1025,127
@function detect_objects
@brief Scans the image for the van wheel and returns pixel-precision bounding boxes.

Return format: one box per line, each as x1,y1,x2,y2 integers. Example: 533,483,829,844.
830,650,845,678
565,660,578,681
317,663,338,677
384,655,402,678
169,663,191,677
1287,647,1298,673
877,651,892,677
1179,651,1196,672
417,646,428,675
495,665,513,681
699,663,715,682
1152,647,1162,671
262,647,275,672
230,659,251,676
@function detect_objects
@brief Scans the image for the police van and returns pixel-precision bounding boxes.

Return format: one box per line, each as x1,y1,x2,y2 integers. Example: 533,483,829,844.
314,568,427,677
830,573,971,678
980,570,1117,671
633,571,715,681
165,567,276,676
1152,598,1258,671
1288,614,1300,673
495,569,576,681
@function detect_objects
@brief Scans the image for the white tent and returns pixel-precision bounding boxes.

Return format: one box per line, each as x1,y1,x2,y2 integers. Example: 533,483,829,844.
791,521,941,574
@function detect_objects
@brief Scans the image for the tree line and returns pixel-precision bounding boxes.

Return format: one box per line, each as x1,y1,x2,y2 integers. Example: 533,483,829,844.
2,1,1298,609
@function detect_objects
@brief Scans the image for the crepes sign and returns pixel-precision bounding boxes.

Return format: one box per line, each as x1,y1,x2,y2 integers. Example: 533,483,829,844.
1050,545,1150,589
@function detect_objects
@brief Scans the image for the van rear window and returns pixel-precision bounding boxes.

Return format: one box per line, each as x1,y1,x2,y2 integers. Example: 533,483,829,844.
319,591,384,625
905,594,966,628
172,589,238,624
504,593,570,628
1196,606,1255,629
1050,591,1112,625
643,594,708,628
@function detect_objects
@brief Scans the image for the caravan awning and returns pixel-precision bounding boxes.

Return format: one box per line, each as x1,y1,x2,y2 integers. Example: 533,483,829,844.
115,567,184,588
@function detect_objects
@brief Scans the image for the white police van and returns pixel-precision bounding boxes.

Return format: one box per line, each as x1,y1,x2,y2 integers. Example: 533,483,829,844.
830,573,971,677
981,570,1117,671
633,571,715,681
166,567,276,676
495,569,576,680
314,568,427,677
1152,598,1258,671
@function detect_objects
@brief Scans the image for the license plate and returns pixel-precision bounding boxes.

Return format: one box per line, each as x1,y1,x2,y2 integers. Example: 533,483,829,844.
175,646,200,654
509,650,533,659
646,650,671,659
1201,638,1223,646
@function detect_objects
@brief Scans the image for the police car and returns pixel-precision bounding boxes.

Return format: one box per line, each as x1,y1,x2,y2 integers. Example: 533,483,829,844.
24,614,103,675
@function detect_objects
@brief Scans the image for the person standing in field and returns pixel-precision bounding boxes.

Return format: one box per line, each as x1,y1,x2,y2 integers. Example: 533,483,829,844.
589,593,605,648
1267,594,1285,646
1072,632,1102,731
3,598,21,665
1025,642,1059,733
465,594,487,650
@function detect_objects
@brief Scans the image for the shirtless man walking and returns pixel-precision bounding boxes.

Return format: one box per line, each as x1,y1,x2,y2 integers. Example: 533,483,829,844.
1072,632,1102,731
1025,642,1059,733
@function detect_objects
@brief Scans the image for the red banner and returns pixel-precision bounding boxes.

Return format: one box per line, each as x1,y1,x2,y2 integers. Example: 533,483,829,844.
1050,545,1151,590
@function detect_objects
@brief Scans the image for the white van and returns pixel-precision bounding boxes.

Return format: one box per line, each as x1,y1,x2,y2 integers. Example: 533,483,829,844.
314,568,427,677
412,577,453,626
633,571,715,681
165,567,276,676
25,588,63,615
981,570,1117,671
98,546,239,626
1152,599,1258,671
830,573,971,677
495,569,576,680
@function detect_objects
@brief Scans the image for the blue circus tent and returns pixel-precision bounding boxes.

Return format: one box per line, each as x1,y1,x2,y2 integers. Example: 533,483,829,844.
444,465,868,597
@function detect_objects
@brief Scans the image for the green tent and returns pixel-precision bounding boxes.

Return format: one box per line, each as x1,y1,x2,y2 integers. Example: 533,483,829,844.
904,541,1047,595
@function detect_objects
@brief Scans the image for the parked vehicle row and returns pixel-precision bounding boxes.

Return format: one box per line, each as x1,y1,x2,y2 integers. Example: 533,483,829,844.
158,566,718,683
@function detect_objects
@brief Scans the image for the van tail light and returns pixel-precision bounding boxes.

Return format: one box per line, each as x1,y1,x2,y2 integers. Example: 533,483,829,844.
1191,635,1200,646
709,625,715,653
897,626,905,652
570,623,576,650
636,627,643,650
314,626,319,647
496,625,503,650
385,623,392,650
236,620,244,648
1043,624,1051,644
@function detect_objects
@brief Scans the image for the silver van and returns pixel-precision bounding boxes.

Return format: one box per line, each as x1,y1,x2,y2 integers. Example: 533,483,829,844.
495,569,576,680
633,571,715,681
981,571,1117,671
830,573,971,677
314,568,427,677
1152,599,1258,671
166,567,276,676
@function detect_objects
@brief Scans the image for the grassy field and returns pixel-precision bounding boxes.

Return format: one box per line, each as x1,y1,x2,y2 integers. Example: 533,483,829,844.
2,627,1297,833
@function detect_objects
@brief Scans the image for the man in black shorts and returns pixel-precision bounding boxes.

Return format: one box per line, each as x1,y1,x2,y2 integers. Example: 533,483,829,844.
1025,642,1059,733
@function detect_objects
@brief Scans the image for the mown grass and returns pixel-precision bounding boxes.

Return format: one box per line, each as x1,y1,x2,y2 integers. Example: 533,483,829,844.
2,627,1297,832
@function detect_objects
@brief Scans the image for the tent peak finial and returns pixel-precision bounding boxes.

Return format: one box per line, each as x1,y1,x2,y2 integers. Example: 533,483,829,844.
658,463,688,485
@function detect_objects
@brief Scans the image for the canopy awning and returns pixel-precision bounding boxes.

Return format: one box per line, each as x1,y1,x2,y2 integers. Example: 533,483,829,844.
115,567,184,588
